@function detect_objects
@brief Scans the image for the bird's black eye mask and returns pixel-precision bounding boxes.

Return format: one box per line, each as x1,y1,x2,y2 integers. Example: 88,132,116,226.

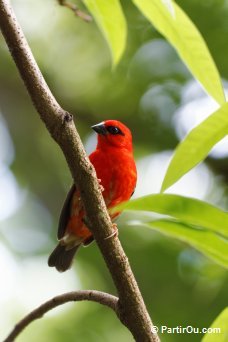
91,122,125,136
106,125,125,136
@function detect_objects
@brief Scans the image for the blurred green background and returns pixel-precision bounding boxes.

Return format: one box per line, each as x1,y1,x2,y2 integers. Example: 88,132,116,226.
0,0,227,341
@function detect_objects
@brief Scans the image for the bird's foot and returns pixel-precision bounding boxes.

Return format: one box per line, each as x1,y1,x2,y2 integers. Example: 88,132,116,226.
98,178,104,192
104,223,118,240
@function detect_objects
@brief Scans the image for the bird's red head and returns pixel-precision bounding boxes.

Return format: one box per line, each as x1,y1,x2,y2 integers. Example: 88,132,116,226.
92,120,133,151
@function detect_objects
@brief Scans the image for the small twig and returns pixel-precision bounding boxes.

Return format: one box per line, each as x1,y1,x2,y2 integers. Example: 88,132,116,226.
58,0,92,22
3,290,118,342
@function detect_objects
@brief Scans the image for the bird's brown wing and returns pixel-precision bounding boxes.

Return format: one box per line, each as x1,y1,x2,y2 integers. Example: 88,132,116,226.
58,184,76,239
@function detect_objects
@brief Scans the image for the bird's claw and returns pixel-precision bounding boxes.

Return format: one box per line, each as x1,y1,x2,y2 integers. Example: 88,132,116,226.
104,223,118,240
100,185,105,192
98,178,104,192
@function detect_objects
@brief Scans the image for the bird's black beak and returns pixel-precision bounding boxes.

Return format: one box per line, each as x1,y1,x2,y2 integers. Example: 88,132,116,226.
91,122,107,135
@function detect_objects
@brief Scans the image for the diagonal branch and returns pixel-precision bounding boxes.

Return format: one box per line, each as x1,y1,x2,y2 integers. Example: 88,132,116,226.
0,0,159,341
3,290,118,342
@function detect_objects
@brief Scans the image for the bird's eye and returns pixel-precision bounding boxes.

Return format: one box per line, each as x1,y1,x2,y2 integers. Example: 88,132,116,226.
107,126,124,136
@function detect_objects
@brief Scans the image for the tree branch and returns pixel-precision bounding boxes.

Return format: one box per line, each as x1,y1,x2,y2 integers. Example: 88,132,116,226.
57,0,92,22
0,0,159,341
3,290,118,342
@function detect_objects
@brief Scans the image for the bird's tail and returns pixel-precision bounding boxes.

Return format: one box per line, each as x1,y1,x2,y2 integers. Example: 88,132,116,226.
48,243,80,272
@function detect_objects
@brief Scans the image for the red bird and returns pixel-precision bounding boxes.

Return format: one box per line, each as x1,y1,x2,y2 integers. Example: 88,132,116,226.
48,120,137,272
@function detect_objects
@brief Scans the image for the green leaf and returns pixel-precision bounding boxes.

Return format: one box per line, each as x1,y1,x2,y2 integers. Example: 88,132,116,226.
202,307,228,342
144,220,228,268
132,0,225,104
161,102,228,192
120,194,228,238
161,0,175,17
83,0,127,65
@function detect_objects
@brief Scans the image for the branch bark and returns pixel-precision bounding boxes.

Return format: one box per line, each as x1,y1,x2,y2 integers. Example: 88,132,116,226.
0,0,159,341
3,291,118,342
57,0,92,22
